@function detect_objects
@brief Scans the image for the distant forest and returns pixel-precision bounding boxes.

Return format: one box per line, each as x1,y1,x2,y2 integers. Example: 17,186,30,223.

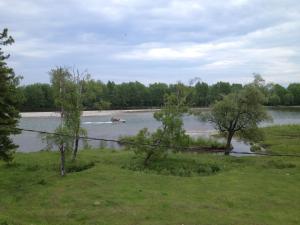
18,78,300,111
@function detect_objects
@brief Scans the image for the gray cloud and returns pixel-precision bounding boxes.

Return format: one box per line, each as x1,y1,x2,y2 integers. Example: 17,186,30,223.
1,0,300,85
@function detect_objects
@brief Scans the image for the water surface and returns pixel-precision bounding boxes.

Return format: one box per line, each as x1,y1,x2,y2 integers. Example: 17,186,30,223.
13,107,300,153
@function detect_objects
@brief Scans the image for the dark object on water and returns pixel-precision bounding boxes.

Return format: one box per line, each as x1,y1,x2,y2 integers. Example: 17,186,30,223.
111,117,126,123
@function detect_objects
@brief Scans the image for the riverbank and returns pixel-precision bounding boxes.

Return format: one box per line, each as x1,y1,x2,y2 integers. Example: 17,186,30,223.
20,106,300,118
20,109,160,118
1,125,300,225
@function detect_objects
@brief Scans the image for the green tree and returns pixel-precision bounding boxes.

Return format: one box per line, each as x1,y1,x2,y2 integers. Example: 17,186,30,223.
271,84,287,105
131,89,189,166
20,83,54,111
81,78,110,110
268,94,281,106
209,81,231,103
287,83,300,105
49,68,88,162
0,28,21,162
193,82,209,106
64,70,88,160
283,92,294,105
47,67,71,175
231,83,243,93
206,85,270,155
148,83,169,106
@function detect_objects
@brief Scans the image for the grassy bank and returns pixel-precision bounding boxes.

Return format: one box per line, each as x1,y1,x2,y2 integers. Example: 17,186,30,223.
261,124,300,154
0,126,300,225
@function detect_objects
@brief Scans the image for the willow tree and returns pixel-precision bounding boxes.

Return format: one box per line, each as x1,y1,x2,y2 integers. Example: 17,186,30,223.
0,28,21,162
207,85,270,155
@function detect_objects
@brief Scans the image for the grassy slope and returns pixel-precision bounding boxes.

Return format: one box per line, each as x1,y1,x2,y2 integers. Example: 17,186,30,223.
0,125,300,225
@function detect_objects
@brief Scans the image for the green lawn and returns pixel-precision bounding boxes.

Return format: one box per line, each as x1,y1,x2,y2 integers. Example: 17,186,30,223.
0,125,300,225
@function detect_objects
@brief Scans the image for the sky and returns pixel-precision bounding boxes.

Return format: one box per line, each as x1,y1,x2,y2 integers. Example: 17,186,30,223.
1,0,300,86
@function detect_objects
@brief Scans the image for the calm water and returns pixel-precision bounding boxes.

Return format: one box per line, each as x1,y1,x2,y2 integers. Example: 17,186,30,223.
13,108,300,153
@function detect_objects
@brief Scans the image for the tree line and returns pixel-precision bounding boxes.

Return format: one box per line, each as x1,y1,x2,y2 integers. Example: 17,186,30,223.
18,78,300,112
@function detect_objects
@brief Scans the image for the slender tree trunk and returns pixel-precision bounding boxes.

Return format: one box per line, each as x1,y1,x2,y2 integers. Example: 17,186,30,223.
225,132,234,156
72,136,79,161
60,144,65,176
59,78,66,176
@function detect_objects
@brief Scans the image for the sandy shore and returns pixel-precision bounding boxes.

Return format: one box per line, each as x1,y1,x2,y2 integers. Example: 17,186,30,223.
21,109,160,118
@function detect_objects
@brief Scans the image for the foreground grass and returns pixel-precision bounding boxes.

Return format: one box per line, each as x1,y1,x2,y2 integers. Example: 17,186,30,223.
0,125,299,225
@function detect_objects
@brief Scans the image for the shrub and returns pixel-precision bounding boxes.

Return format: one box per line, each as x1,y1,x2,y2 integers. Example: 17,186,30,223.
250,144,262,152
124,157,222,177
66,161,95,173
264,160,296,169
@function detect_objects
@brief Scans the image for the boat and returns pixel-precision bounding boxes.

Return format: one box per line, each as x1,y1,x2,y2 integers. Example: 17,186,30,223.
110,117,126,123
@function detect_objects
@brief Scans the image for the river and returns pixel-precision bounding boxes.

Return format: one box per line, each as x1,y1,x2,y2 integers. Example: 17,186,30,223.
13,107,300,153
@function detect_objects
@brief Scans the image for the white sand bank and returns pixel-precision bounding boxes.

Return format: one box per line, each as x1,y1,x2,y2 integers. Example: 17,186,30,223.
21,109,159,118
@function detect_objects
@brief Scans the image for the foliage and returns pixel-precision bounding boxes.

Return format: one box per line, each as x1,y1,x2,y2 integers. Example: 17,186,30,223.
188,136,226,149
205,84,270,155
49,68,88,157
153,92,189,150
66,160,95,173
17,75,300,112
41,125,73,152
125,154,221,177
123,90,189,166
288,83,300,105
0,28,21,162
20,83,55,111
125,128,167,166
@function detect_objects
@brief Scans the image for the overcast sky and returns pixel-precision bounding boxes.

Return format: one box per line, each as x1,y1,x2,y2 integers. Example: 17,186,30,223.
1,0,300,85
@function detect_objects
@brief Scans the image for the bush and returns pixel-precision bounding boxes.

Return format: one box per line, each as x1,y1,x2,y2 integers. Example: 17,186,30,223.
250,144,262,152
37,179,47,185
264,160,296,169
188,137,225,149
66,161,95,173
124,157,222,177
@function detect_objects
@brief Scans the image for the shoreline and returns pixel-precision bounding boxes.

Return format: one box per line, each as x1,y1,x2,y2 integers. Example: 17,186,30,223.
20,106,300,118
20,109,160,118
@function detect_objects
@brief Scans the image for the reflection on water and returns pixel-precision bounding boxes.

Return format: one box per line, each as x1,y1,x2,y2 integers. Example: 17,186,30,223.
13,108,300,153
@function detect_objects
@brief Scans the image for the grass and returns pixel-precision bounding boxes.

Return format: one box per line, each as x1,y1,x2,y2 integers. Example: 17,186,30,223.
261,124,300,154
0,125,299,225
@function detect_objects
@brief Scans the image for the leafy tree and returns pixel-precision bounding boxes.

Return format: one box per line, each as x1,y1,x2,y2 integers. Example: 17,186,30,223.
20,83,54,111
287,83,300,105
42,125,73,176
268,94,281,106
64,70,88,160
130,128,166,166
148,83,169,106
153,93,189,151
193,82,209,106
128,88,189,166
0,28,21,162
209,81,231,103
231,83,243,93
283,92,294,105
271,84,287,105
81,78,110,110
206,85,270,155
50,67,88,163
47,67,71,175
